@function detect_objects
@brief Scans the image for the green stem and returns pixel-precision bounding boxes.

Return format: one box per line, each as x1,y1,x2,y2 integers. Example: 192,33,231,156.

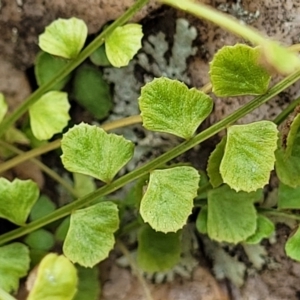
273,96,300,126
0,0,149,139
258,207,300,222
160,0,265,45
0,288,17,300
0,141,79,198
0,140,61,174
1,70,300,245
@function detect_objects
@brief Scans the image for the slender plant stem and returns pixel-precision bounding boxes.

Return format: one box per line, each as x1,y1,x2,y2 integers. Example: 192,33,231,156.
288,44,300,52
160,0,266,45
0,141,79,198
101,115,142,131
273,96,300,126
0,139,60,174
258,208,300,222
116,241,153,300
200,82,212,93
0,0,149,139
1,69,300,245
0,115,142,173
0,288,17,300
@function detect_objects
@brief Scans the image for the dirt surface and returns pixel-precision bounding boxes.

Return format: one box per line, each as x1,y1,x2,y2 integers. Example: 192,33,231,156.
1,1,300,300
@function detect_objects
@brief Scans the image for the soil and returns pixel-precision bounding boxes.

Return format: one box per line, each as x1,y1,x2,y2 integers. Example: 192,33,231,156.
1,1,300,299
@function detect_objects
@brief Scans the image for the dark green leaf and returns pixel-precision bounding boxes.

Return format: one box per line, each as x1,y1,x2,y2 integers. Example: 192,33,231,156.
137,225,181,272
90,44,111,67
207,137,226,188
35,51,71,90
30,195,56,221
196,206,208,234
245,215,275,244
276,149,300,188
285,226,300,261
278,182,300,209
73,64,112,120
74,266,101,300
24,229,55,251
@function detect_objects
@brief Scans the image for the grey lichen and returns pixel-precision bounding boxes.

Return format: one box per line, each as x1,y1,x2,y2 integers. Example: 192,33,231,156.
138,18,197,84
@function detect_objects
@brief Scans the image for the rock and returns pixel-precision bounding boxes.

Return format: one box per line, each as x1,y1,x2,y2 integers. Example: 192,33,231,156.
0,56,31,111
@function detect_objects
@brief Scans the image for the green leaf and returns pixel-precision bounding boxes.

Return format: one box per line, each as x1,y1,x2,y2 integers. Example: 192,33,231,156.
74,266,101,300
285,113,300,158
140,166,200,233
139,77,213,139
35,51,71,90
278,182,300,209
55,217,70,242
137,225,181,272
275,148,300,188
105,24,143,67
196,206,208,234
285,226,300,261
207,185,258,243
73,173,96,198
72,64,112,120
61,123,134,183
27,253,77,300
63,202,119,267
5,127,30,145
24,229,55,251
23,126,48,149
197,170,210,199
123,176,148,208
220,121,278,192
29,249,48,267
207,137,226,188
38,17,87,59
0,93,8,123
245,215,275,244
90,44,111,67
29,91,70,140
30,194,56,221
276,115,300,187
209,44,271,96
0,178,39,225
0,243,30,293
261,41,300,75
